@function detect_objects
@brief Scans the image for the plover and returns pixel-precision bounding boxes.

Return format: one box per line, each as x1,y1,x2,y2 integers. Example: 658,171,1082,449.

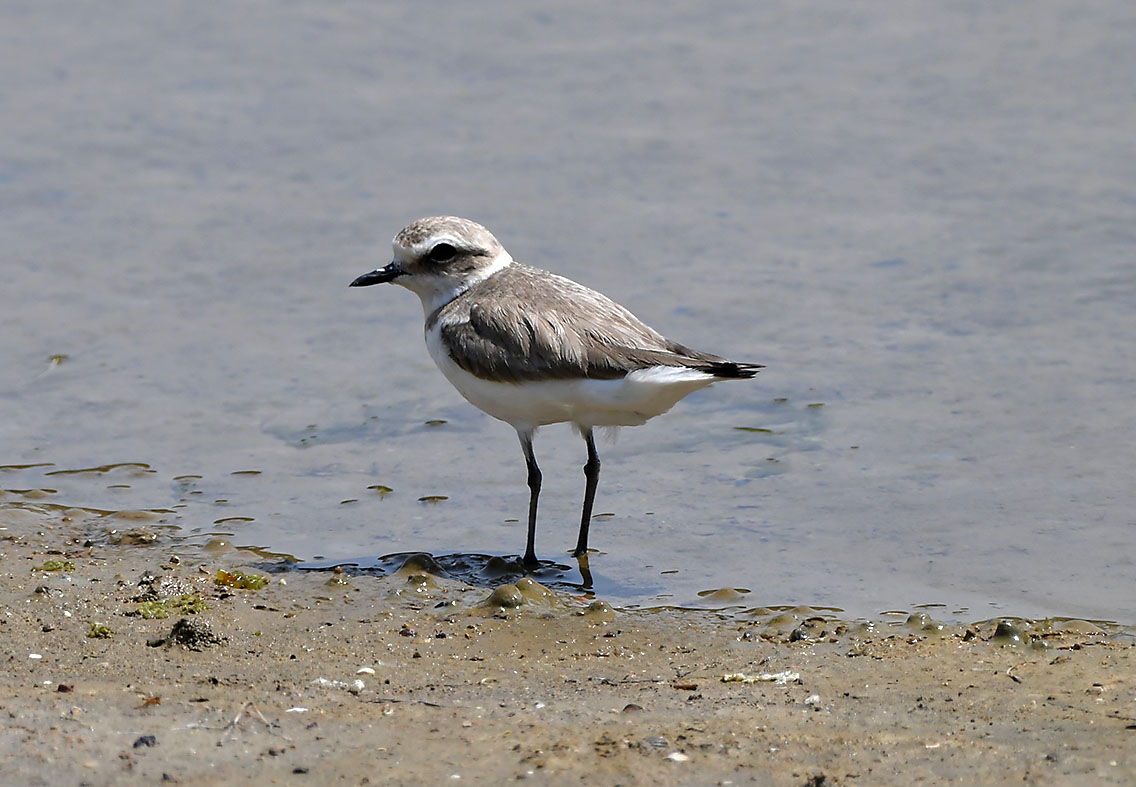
351,216,761,566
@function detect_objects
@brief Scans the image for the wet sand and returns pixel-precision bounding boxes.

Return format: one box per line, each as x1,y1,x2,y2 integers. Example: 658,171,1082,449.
2,507,1132,786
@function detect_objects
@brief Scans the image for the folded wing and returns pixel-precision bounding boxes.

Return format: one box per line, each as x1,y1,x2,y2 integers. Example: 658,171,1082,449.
436,264,762,383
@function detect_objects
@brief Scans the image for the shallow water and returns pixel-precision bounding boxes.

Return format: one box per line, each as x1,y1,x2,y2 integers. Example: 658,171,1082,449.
2,1,1134,622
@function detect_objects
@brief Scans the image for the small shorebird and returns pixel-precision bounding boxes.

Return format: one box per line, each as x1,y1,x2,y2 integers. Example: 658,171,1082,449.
351,216,760,566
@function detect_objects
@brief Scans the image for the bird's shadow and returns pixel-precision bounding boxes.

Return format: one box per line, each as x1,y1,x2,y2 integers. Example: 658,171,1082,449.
277,550,604,598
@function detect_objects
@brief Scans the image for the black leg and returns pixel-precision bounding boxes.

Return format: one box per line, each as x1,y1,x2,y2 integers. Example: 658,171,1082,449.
575,551,593,590
518,430,541,567
574,428,600,557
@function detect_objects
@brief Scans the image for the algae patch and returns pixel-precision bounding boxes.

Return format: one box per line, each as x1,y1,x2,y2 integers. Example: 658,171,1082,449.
215,569,268,590
129,595,209,619
33,560,76,572
88,622,114,639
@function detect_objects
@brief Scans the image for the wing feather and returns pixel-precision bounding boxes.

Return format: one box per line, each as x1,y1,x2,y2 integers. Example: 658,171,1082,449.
435,263,761,382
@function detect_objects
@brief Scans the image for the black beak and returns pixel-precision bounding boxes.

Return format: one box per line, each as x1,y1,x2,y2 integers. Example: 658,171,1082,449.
350,261,403,287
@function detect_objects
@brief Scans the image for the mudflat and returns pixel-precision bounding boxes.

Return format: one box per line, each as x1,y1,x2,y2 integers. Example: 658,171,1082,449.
2,507,1132,786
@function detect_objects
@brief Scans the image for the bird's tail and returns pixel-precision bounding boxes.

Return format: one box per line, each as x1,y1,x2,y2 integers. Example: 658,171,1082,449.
700,361,763,379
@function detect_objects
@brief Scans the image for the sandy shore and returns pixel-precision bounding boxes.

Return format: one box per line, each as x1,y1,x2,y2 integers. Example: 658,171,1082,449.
1,506,1133,786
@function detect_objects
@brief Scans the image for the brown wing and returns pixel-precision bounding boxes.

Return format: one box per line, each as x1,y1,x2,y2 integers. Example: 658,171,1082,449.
436,264,760,383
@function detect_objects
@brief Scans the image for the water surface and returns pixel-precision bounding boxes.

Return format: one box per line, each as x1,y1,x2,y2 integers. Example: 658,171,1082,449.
2,1,1133,622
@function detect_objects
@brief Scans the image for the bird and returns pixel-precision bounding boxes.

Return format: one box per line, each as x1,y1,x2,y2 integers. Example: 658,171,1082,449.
350,216,760,567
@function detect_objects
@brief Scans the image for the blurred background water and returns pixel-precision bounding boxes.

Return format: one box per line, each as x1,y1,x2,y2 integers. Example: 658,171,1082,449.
2,0,1133,621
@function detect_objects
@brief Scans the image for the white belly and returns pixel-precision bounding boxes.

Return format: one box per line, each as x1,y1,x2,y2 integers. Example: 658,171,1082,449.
425,325,716,430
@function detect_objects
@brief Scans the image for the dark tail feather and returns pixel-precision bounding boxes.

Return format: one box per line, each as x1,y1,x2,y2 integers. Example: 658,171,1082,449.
663,340,763,380
700,361,763,379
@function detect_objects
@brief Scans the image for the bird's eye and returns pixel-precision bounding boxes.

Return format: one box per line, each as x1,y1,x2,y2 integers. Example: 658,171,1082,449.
428,243,456,262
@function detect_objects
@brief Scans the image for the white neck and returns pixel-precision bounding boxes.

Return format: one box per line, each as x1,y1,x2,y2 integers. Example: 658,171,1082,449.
406,252,513,317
